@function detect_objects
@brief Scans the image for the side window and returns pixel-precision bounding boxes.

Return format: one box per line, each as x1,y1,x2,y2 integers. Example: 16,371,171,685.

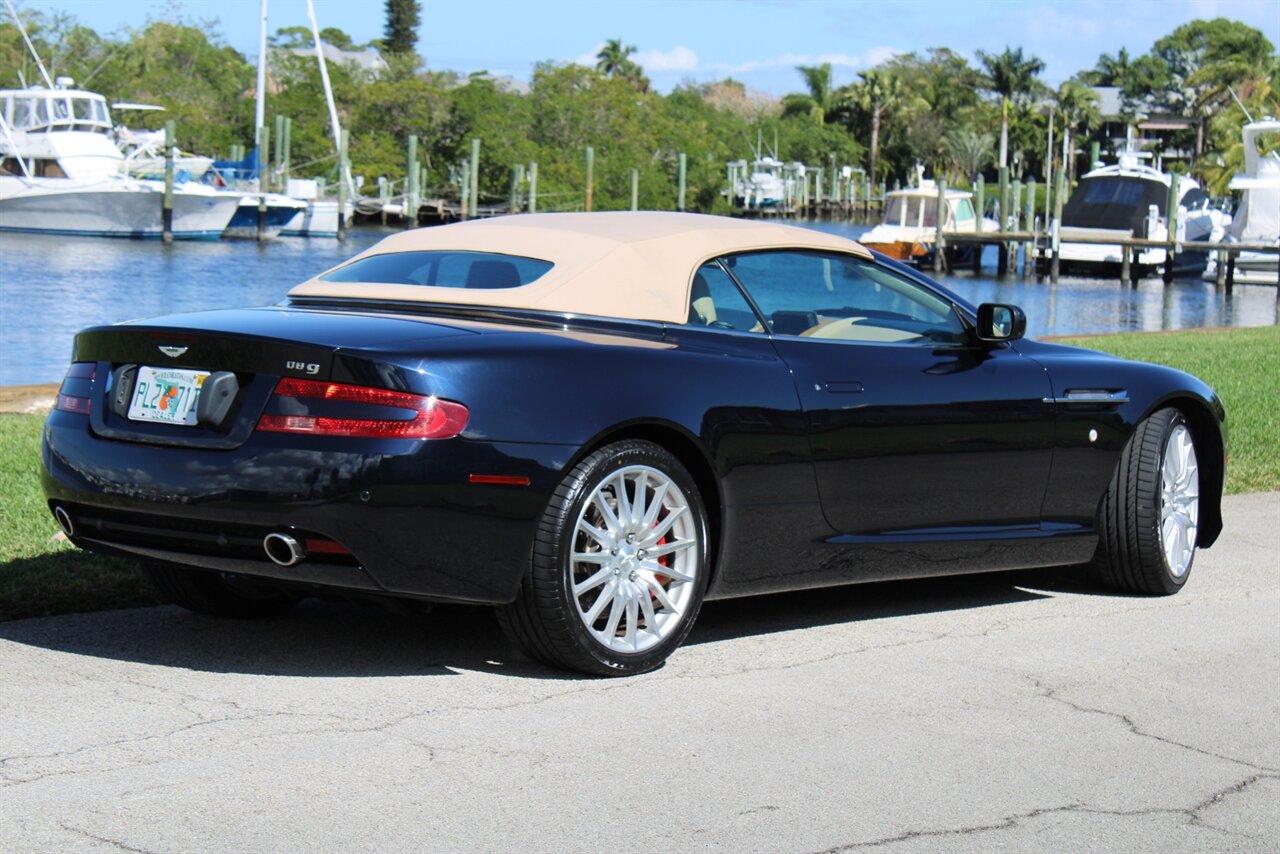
725,250,965,345
687,261,761,332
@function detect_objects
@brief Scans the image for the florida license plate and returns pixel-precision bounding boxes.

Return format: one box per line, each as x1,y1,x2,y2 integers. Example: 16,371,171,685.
127,366,210,426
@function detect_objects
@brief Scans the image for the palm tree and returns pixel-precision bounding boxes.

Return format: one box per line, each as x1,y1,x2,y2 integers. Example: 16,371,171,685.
1086,48,1135,87
1056,80,1102,180
595,38,649,92
944,127,995,183
851,69,903,183
781,63,845,125
977,47,1047,171
595,39,636,76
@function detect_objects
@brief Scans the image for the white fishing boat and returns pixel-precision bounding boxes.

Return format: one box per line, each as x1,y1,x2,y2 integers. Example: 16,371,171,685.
730,156,793,210
0,83,238,239
859,179,998,265
1052,153,1222,275
1203,118,1280,285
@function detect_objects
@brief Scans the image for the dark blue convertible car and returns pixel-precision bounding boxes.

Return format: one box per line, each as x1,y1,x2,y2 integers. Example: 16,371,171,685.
42,213,1224,675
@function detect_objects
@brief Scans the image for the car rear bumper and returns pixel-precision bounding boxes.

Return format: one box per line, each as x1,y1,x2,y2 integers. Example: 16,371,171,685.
41,411,574,605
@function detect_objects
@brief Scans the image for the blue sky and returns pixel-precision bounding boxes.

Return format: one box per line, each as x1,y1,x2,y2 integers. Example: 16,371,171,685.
18,0,1280,95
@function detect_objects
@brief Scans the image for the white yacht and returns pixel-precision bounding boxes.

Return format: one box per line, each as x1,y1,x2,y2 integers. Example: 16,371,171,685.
730,156,791,210
0,83,239,239
1052,153,1222,275
1203,118,1280,284
859,179,998,266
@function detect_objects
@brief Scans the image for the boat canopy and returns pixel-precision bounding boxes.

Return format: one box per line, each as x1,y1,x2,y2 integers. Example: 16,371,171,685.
1062,175,1207,232
0,89,112,134
882,194,975,229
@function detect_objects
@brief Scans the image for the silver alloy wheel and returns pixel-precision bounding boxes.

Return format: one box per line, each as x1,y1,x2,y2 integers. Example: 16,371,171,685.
1160,423,1199,578
569,464,700,653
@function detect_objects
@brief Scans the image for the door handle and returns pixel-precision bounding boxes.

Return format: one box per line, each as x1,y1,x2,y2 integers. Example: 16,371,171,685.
824,381,864,394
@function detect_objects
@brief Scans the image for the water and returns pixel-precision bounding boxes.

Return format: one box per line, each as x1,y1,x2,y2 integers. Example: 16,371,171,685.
2,222,1276,386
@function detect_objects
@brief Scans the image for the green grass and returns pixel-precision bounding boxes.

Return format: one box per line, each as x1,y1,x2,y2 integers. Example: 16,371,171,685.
0,414,157,621
1055,325,1280,495
1,324,1276,622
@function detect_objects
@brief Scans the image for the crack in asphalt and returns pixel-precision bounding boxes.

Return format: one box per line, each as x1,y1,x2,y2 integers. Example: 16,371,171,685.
58,822,157,853
0,709,344,787
1029,675,1280,775
812,773,1278,851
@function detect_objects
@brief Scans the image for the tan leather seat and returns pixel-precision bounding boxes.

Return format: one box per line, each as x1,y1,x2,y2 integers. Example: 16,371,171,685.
688,272,717,325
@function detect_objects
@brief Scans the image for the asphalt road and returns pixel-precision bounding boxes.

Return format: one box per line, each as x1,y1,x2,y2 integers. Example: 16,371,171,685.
2,492,1277,852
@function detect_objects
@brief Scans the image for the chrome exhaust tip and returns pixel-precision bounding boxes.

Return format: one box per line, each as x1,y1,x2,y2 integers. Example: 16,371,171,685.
263,532,306,567
53,505,75,538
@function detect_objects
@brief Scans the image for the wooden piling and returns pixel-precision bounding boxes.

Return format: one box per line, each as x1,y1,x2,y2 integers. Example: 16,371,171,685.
975,175,985,234
162,120,175,244
973,177,984,273
1010,180,1023,274
1120,244,1131,284
1215,248,1227,287
1225,251,1236,290
933,179,946,274
677,153,687,212
465,160,476,220
273,114,284,189
259,124,270,192
528,161,538,213
282,117,292,187
469,137,480,220
584,145,594,212
998,166,1009,231
510,164,523,213
1162,178,1179,284
406,134,418,228
336,128,349,240
1050,167,1066,283
1023,179,1036,275
630,168,639,211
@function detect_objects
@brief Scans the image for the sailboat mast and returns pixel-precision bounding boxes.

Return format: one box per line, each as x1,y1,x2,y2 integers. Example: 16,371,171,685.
306,0,343,158
254,0,268,184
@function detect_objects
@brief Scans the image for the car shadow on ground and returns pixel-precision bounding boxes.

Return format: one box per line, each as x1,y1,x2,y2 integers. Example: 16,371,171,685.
0,566,1088,680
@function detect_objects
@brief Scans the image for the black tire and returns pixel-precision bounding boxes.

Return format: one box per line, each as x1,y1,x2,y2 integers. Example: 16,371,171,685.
497,440,711,676
1092,407,1199,595
142,563,302,618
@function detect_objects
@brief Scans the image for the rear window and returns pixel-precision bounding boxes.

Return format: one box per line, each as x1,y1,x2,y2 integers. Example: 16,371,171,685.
321,251,554,289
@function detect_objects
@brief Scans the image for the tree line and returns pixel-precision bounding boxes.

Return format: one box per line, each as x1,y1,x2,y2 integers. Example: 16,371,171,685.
1,4,1275,209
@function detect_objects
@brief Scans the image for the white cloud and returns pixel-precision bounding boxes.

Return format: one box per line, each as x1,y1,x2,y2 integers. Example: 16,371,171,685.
575,42,605,66
1026,5,1102,40
708,47,901,75
634,46,699,71
862,46,902,69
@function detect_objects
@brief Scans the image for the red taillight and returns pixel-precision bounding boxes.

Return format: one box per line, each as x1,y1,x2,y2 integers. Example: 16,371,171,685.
55,362,96,414
256,378,468,439
55,393,91,415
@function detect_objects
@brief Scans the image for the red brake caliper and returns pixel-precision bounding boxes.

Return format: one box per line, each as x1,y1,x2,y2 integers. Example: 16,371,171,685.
652,510,670,593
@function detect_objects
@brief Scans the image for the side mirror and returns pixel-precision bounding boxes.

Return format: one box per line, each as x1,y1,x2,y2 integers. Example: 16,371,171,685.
975,303,1026,342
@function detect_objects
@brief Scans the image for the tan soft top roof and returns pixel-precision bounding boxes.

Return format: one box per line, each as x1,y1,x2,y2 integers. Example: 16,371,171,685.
289,211,873,324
